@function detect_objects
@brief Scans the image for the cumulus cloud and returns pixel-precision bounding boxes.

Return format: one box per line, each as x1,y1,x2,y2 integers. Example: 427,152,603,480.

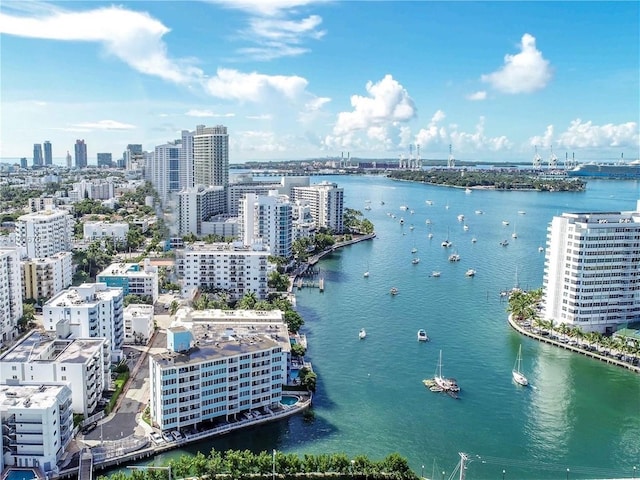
72,120,136,130
0,5,203,85
481,33,552,94
467,91,487,101
204,68,309,102
529,125,555,149
247,114,273,120
414,111,512,153
559,119,639,148
185,109,235,118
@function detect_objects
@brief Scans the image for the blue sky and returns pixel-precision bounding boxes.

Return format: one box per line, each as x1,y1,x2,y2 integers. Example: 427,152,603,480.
1,1,638,164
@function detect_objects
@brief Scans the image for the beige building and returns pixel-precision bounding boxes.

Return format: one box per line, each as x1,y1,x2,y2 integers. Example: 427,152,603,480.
22,251,73,302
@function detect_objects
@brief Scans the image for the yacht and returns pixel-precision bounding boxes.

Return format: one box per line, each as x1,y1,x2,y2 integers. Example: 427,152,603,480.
359,328,367,340
475,210,484,215
465,269,476,277
412,257,420,265
431,271,441,277
471,237,477,243
500,240,509,247
502,220,510,226
512,345,528,386
390,287,399,295
457,214,465,222
448,253,460,262
417,329,429,342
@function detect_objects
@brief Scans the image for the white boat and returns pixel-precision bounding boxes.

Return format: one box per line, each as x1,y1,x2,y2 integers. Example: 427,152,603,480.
412,257,420,265
502,220,510,226
411,246,418,253
448,253,460,262
441,228,452,248
431,271,441,277
463,224,469,231
475,210,484,215
471,237,477,243
465,188,472,194
512,345,528,386
538,246,545,252
359,328,367,340
428,233,434,239
425,218,432,225
409,225,415,230
364,205,371,211
363,271,369,278
511,222,518,239
500,240,509,247
400,205,409,211
434,350,460,393
425,200,433,205
410,210,415,215
465,269,476,277
399,217,404,225
390,287,399,295
457,214,465,222
518,210,526,215
417,329,429,342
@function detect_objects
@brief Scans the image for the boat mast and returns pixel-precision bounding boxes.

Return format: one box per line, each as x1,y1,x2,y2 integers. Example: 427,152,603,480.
458,452,468,480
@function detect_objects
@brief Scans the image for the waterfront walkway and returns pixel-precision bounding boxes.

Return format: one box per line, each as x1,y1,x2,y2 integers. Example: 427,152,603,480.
508,315,640,374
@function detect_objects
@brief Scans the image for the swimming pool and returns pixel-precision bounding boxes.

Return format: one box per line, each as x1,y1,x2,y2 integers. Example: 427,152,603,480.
280,395,299,406
4,469,39,480
290,369,299,379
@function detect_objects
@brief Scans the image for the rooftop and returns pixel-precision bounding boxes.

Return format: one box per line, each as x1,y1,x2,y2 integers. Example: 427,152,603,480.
0,383,68,410
0,331,105,364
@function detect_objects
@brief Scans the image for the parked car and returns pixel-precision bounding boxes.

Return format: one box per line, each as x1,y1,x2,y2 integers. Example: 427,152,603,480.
171,430,183,441
81,422,97,435
150,432,164,444
161,432,173,443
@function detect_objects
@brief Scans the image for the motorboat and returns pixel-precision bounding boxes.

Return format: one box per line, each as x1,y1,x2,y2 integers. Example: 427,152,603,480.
448,253,460,262
426,200,433,205
417,329,429,342
512,345,528,386
471,237,477,243
363,271,370,278
442,240,452,248
390,287,399,295
457,214,465,222
359,328,367,340
502,220,510,226
463,224,469,231
538,246,545,252
428,233,434,239
475,210,484,215
411,247,418,254
500,240,509,247
465,269,476,277
465,188,472,194
412,258,420,265
431,271,441,277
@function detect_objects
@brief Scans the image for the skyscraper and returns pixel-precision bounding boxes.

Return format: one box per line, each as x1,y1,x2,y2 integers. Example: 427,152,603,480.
97,152,113,168
43,140,52,165
124,144,143,170
66,151,72,168
193,125,229,189
75,139,87,168
33,143,43,166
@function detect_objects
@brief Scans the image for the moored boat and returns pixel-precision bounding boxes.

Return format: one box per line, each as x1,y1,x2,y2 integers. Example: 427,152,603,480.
417,329,429,342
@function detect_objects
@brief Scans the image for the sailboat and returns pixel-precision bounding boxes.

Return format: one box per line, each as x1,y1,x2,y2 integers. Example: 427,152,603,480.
433,350,460,394
441,227,452,248
511,221,518,239
512,345,528,386
363,262,370,278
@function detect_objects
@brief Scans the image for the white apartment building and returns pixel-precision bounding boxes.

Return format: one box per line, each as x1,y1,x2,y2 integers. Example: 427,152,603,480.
22,251,73,302
83,221,129,242
193,124,229,188
227,175,310,216
177,185,226,236
239,192,293,259
28,196,56,213
291,181,344,233
0,248,23,344
149,308,289,432
149,141,181,204
70,179,115,201
44,283,124,362
123,304,154,345
16,208,74,259
542,200,640,334
175,242,271,301
97,259,159,302
201,215,238,239
292,201,316,240
0,382,73,472
0,331,108,417
180,129,195,191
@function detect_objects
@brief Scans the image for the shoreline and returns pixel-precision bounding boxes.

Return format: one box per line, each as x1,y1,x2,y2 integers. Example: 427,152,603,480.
507,315,640,374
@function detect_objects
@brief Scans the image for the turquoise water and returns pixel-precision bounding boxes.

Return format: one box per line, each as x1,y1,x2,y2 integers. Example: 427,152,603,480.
118,176,640,479
281,395,299,406
4,469,39,480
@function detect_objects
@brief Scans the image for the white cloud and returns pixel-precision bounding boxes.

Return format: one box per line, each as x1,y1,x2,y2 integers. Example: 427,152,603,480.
481,33,552,94
535,119,639,149
204,68,309,102
332,75,416,136
529,125,555,149
71,120,136,130
467,91,487,101
209,0,327,17
185,109,235,118
247,114,273,120
0,5,203,85
305,97,331,111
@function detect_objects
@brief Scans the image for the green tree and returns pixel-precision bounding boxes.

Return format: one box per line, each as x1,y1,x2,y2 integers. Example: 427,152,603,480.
268,270,290,291
284,310,304,333
291,342,306,357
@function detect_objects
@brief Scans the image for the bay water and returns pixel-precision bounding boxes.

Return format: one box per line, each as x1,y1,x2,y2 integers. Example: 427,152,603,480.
124,175,640,479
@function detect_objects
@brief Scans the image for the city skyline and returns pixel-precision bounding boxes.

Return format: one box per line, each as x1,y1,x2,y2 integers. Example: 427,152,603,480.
1,1,639,164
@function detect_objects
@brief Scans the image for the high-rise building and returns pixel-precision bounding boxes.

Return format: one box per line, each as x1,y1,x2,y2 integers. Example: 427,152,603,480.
239,192,293,258
97,152,112,168
43,140,52,165
0,248,23,343
74,139,87,168
180,129,195,190
193,125,229,189
33,143,43,166
150,141,181,203
291,181,345,233
177,185,226,236
124,144,143,170
15,208,74,259
65,151,72,168
542,199,640,334
22,251,73,302
20,157,27,169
